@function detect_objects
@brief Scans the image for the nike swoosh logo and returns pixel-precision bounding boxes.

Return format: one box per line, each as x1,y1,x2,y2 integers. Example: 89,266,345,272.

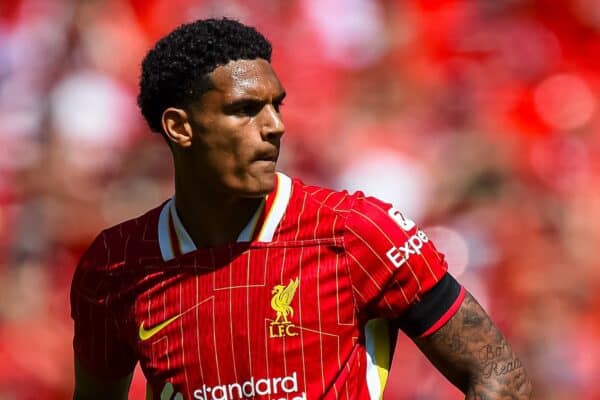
139,314,181,341
139,299,209,341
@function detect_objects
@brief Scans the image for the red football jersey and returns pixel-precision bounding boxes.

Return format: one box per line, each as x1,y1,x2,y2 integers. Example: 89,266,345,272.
71,172,464,400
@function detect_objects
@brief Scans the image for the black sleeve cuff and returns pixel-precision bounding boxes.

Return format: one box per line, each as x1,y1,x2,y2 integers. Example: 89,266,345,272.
395,273,465,337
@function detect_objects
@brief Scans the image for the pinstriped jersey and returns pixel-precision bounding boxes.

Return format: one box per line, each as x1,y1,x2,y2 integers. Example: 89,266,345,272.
71,172,462,400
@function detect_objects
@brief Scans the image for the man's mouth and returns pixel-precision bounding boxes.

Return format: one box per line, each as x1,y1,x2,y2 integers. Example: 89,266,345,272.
255,150,279,163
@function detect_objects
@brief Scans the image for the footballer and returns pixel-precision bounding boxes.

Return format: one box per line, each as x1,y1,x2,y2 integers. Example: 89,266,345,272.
71,18,532,400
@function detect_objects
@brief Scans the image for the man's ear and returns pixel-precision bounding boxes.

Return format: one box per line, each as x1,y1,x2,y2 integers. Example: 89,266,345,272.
162,107,193,148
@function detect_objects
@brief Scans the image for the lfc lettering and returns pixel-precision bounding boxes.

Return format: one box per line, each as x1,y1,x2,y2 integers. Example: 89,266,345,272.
269,321,298,338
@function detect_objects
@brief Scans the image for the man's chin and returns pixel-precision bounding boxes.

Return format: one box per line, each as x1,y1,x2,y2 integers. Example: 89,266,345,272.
235,172,277,198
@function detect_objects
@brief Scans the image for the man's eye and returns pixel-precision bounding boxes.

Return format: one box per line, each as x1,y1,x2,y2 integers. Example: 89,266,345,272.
274,101,285,113
235,103,261,117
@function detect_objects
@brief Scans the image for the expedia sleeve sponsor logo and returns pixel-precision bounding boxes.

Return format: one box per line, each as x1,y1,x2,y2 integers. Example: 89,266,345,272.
192,372,306,400
387,206,416,231
385,230,429,268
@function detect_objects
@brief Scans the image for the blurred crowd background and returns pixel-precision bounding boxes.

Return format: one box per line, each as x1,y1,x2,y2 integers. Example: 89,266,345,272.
1,0,599,399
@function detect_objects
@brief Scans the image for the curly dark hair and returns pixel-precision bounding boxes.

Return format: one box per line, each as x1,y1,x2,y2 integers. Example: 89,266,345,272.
137,18,272,134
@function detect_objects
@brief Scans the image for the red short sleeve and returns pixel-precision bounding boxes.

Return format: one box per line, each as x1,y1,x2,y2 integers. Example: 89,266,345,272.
344,195,450,320
70,232,137,379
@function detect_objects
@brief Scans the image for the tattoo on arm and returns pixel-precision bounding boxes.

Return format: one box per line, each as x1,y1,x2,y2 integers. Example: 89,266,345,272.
413,291,533,399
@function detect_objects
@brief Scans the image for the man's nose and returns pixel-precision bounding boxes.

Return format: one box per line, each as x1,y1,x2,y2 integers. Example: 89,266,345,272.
260,104,285,140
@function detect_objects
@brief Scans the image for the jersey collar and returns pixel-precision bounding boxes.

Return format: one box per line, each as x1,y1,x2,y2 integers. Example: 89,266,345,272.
158,172,292,261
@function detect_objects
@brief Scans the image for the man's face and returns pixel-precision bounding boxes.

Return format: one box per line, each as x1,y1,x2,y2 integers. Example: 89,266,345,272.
186,58,286,198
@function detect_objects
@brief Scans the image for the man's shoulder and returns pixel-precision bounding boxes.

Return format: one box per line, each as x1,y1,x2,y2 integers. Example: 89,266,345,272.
289,176,383,216
290,177,351,212
74,202,166,275
289,177,412,238
71,202,166,303
280,176,376,241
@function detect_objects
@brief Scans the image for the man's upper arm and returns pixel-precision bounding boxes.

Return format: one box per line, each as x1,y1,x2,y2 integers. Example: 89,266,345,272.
413,291,533,399
341,195,531,397
71,232,137,397
344,195,452,319
74,357,133,400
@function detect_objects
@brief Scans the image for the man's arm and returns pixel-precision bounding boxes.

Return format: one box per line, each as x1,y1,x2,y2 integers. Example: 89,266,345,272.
413,291,533,399
73,357,133,400
71,231,137,399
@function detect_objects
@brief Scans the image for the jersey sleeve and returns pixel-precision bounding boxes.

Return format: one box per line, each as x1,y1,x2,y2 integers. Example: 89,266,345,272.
344,195,464,337
70,231,137,379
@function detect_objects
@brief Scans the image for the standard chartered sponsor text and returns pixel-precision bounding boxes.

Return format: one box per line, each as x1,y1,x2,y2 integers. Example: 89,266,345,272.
193,371,306,400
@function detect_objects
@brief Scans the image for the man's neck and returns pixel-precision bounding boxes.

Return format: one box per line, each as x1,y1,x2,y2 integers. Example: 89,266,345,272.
173,180,264,248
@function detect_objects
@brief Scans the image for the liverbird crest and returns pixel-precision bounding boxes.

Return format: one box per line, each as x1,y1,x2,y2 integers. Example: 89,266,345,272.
270,278,299,324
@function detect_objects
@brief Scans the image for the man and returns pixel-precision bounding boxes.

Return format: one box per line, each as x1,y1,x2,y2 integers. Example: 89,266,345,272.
71,18,532,400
